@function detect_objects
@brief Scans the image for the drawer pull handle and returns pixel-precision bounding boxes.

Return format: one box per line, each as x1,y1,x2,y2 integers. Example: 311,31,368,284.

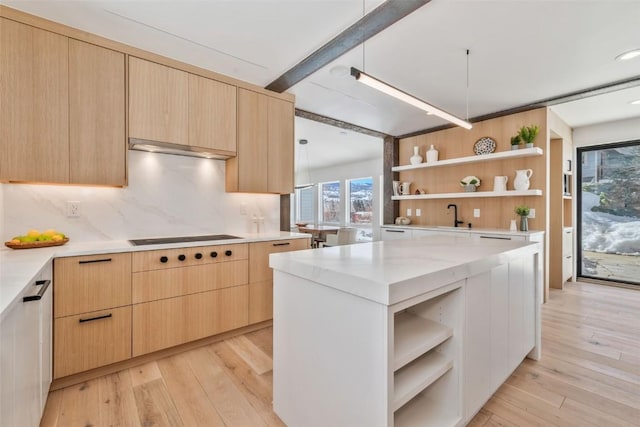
23,280,51,302
178,254,186,261
79,258,112,264
272,242,291,247
160,256,168,263
385,230,405,233
225,250,232,256
480,236,511,240
210,251,218,258
79,313,112,323
195,253,203,259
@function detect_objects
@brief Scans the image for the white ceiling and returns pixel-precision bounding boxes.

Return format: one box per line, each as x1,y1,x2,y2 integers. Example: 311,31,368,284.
4,0,639,170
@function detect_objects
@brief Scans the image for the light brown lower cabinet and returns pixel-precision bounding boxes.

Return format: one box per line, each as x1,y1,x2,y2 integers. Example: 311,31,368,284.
132,285,249,357
249,281,273,324
54,306,131,378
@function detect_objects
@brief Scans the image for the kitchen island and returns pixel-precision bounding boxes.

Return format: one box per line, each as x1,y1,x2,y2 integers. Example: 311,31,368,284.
270,235,543,427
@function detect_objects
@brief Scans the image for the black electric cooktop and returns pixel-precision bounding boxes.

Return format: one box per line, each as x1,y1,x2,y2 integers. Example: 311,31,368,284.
129,234,242,246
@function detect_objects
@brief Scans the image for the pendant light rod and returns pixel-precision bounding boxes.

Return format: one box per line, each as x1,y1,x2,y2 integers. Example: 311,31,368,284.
350,67,473,130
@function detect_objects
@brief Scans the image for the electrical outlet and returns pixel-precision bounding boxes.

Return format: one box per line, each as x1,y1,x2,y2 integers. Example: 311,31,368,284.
473,208,480,218
406,208,412,217
529,208,536,219
67,201,80,218
416,209,421,217
240,202,247,215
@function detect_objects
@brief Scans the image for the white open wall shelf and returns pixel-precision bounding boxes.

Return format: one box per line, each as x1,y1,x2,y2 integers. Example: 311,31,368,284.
392,147,544,172
392,189,543,200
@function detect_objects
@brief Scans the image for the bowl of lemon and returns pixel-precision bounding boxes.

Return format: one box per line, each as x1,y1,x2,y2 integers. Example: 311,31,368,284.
5,229,68,249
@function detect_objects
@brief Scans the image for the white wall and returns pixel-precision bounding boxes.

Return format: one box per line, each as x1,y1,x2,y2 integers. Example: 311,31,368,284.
1,150,280,242
574,116,640,147
296,157,383,240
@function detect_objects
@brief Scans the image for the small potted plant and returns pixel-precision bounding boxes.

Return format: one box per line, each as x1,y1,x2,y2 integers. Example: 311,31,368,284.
510,135,521,150
518,125,540,149
460,175,481,192
514,204,530,231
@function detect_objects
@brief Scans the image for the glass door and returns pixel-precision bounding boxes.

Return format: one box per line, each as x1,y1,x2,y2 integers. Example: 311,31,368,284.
577,140,640,285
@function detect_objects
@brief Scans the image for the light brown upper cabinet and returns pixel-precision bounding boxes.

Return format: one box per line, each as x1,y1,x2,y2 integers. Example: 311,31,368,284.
226,88,294,194
69,40,126,186
0,18,69,183
188,74,236,154
129,57,189,146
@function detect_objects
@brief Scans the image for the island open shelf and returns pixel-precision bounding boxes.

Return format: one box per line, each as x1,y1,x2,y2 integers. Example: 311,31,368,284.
393,351,452,411
394,312,452,370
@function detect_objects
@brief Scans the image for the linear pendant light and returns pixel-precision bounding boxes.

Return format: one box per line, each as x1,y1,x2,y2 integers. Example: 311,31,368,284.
350,67,472,130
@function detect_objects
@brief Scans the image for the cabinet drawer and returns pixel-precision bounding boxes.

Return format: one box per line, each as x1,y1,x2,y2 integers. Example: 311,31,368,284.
54,253,131,317
54,306,131,378
563,229,573,257
132,243,248,272
249,280,273,324
132,259,248,303
381,228,411,241
249,239,310,283
473,233,526,241
132,285,249,356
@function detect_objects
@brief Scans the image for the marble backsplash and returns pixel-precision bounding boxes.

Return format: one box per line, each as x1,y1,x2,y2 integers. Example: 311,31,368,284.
2,150,281,242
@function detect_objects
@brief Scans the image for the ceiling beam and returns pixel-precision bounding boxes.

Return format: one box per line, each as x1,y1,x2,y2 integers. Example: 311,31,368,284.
265,0,431,93
397,74,640,139
295,108,389,139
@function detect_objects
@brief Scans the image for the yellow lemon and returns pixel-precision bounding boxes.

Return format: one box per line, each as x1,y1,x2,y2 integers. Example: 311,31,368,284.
10,239,20,244
43,229,57,237
52,234,63,242
27,229,41,238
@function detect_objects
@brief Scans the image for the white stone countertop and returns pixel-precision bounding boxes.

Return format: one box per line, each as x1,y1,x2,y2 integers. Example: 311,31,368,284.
270,235,542,306
0,231,309,319
381,224,545,237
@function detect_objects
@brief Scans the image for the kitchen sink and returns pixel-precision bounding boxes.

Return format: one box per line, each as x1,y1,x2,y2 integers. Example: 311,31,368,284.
129,234,242,246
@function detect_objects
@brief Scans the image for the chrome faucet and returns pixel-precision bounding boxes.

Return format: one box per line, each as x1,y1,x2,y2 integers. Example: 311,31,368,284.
447,204,465,227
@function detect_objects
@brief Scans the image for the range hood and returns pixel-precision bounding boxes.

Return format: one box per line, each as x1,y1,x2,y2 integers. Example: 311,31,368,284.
129,138,235,160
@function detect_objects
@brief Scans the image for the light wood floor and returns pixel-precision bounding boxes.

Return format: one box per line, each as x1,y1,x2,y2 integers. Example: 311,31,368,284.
41,281,640,427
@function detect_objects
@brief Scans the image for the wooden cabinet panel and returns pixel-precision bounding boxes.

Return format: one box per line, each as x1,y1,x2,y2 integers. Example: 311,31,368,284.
132,285,249,356
53,253,132,318
0,18,68,183
132,260,248,303
188,74,236,153
249,280,273,324
249,239,310,283
235,88,268,192
131,243,248,272
69,39,126,186
129,57,188,145
54,306,131,378
267,96,294,194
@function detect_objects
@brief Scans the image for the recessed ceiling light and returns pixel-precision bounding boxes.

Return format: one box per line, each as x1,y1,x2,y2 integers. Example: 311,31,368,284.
329,65,349,77
615,49,640,61
630,99,640,105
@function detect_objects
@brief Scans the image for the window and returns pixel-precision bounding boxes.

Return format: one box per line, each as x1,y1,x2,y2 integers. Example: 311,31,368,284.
320,181,340,223
348,177,373,224
296,186,314,223
348,177,374,242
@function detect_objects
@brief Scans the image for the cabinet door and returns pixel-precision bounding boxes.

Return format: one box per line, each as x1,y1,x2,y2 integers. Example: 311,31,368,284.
267,97,294,194
54,253,132,318
248,239,310,323
69,40,126,186
188,74,236,153
129,57,188,145
132,285,249,356
0,18,69,183
234,88,268,192
54,306,131,378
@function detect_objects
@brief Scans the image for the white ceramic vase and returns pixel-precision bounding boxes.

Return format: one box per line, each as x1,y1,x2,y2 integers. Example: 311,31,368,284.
426,144,439,163
410,146,423,165
513,169,533,191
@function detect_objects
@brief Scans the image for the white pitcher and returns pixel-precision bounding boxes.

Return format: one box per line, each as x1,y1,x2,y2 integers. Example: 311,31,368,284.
493,176,508,192
513,169,533,191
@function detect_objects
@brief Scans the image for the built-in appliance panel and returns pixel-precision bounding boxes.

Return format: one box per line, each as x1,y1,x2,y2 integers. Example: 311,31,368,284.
132,259,249,303
131,243,248,272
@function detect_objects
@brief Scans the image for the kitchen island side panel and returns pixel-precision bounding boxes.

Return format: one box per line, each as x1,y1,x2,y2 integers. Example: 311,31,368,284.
273,270,392,427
